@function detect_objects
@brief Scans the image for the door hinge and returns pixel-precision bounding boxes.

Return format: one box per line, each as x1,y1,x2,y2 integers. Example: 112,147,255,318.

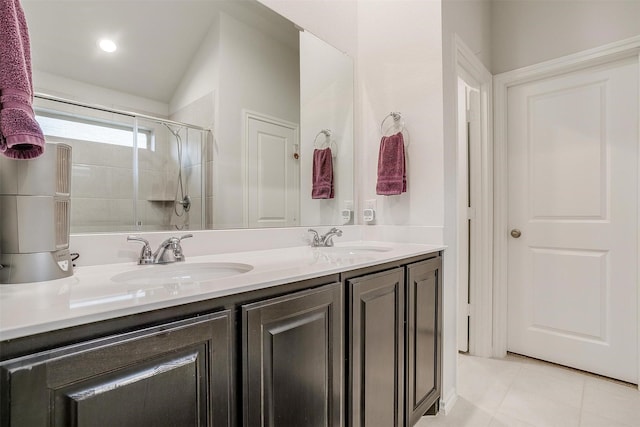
467,207,476,220
466,303,472,317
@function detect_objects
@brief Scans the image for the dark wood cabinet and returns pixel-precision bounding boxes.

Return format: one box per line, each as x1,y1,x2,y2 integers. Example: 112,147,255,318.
348,267,405,427
406,258,442,425
0,310,234,427
0,252,442,427
242,282,344,427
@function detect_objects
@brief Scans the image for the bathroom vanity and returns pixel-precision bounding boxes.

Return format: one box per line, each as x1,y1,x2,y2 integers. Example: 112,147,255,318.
0,243,442,427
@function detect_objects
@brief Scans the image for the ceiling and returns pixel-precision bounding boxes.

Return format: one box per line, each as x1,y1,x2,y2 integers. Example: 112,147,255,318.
22,0,298,103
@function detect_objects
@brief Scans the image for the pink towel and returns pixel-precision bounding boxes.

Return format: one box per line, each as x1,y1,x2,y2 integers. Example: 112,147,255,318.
312,147,334,199
0,0,45,159
376,132,406,195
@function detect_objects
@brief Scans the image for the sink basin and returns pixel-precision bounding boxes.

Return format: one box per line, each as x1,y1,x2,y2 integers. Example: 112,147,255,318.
317,245,392,255
111,262,253,286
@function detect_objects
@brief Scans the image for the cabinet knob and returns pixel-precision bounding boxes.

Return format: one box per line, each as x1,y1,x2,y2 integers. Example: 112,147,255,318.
510,229,522,238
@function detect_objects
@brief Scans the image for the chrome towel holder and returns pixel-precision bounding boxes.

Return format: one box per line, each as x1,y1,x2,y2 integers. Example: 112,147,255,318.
313,129,337,156
380,112,409,146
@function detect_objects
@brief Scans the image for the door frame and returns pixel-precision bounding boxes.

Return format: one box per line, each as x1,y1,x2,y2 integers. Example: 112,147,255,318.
453,35,494,357
492,37,640,387
241,110,300,228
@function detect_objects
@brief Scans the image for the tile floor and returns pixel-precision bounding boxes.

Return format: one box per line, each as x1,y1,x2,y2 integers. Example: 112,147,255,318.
417,353,640,427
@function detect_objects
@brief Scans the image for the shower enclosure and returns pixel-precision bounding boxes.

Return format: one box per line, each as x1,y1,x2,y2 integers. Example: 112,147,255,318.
33,94,210,233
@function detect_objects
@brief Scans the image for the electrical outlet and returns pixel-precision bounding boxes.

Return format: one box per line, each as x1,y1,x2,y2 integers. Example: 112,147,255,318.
364,199,377,223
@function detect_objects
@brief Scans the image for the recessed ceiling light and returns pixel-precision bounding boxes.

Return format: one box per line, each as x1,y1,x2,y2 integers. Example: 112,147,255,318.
98,39,117,53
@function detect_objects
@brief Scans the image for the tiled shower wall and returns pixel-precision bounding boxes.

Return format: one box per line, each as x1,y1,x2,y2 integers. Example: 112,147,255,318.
34,97,207,232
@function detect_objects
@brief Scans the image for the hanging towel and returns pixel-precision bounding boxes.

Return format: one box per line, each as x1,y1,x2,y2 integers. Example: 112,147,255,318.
376,132,406,195
0,0,45,159
312,147,334,199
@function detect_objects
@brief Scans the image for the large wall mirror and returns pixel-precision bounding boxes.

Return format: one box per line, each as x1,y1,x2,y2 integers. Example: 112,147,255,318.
22,0,354,233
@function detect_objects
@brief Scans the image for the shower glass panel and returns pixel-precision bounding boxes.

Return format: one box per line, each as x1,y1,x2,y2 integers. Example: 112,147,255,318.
136,118,206,231
33,96,208,233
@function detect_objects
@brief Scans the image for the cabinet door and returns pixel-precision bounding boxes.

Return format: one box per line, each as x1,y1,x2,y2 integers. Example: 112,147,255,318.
406,258,442,425
0,311,233,427
242,282,343,427
349,267,405,427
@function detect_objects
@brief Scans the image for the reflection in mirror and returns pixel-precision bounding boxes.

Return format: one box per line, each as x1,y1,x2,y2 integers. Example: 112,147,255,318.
34,96,208,233
22,0,354,233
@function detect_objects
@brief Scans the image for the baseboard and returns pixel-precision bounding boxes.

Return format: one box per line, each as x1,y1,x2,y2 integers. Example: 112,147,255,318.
439,388,458,415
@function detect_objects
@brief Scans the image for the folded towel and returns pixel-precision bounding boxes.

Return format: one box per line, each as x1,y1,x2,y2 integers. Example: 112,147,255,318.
376,132,406,195
312,147,334,199
0,0,45,159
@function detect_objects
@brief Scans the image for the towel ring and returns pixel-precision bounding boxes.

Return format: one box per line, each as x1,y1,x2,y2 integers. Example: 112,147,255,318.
380,112,405,134
380,112,409,147
314,129,337,156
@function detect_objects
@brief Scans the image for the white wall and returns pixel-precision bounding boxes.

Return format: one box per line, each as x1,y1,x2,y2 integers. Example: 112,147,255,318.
358,1,444,227
443,0,491,71
492,0,640,74
300,31,355,226
169,15,221,116
257,0,358,57
33,70,169,118
168,10,299,229
216,12,299,228
357,0,450,404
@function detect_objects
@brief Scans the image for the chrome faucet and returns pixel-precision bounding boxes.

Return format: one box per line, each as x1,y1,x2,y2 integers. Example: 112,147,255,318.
127,236,154,265
153,234,193,264
308,227,343,247
127,234,193,264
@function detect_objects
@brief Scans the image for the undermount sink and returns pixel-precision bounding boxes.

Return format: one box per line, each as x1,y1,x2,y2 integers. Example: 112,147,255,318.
317,245,392,255
111,262,254,286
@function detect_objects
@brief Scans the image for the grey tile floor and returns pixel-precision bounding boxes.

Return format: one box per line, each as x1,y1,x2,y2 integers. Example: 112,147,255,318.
417,353,640,427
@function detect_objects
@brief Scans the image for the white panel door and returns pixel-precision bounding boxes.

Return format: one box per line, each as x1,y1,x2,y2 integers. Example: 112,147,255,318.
507,56,638,383
247,117,299,228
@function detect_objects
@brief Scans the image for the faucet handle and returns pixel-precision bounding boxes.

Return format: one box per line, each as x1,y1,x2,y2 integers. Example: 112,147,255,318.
308,229,320,247
329,227,343,236
127,235,149,245
170,234,192,262
127,235,154,265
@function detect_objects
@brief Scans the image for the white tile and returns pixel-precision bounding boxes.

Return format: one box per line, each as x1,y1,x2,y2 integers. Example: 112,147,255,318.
109,199,134,226
457,355,522,414
416,398,493,427
71,197,110,225
187,197,202,229
71,164,107,198
489,412,538,427
206,160,215,197
107,167,133,199
497,385,581,427
580,410,636,427
108,145,133,168
517,357,589,384
186,164,202,197
509,364,585,408
184,134,202,166
582,377,640,426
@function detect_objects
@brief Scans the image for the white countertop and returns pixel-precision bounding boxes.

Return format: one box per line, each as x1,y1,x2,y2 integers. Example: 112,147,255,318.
0,241,444,341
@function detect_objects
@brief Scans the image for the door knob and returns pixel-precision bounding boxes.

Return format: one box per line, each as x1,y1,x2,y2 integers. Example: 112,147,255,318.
510,229,522,238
